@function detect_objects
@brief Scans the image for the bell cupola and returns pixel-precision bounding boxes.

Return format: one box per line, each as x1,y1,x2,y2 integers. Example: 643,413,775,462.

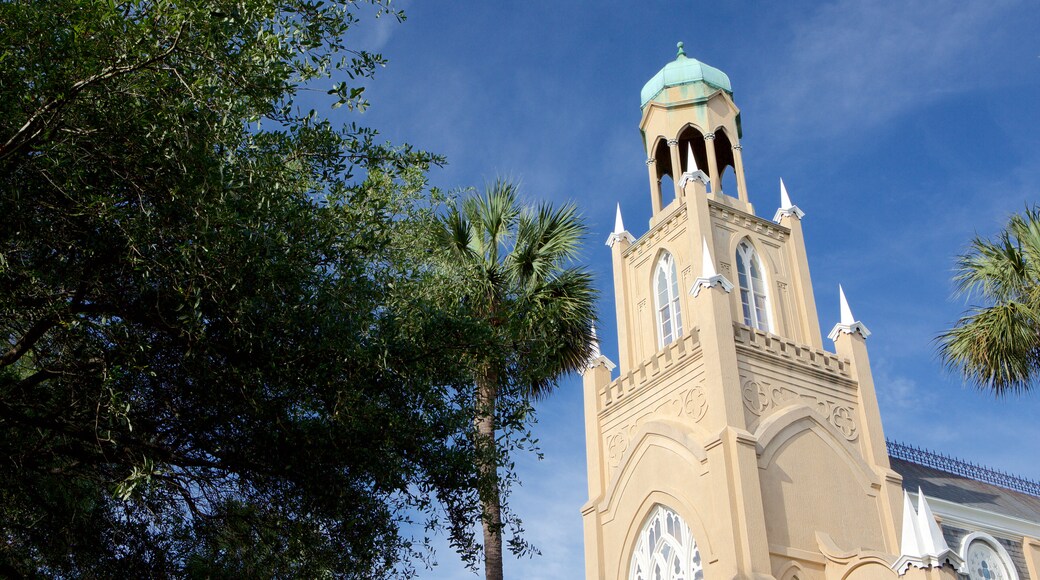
640,42,750,224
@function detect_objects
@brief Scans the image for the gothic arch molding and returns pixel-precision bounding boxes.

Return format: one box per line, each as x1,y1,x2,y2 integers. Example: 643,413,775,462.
601,419,710,521
755,405,878,492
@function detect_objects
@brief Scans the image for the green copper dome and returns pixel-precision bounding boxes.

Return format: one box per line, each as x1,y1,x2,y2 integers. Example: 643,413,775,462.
640,42,732,108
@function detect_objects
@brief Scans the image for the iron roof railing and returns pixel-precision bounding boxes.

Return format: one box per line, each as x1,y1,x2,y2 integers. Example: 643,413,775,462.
887,439,1040,498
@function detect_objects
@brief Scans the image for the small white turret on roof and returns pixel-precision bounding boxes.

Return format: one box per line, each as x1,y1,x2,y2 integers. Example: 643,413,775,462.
691,237,734,296
827,285,871,341
678,144,710,190
773,178,806,222
606,203,635,247
892,489,962,575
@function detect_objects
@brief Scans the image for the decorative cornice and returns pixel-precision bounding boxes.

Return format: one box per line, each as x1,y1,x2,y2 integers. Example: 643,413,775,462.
584,355,616,373
773,205,806,223
679,170,710,190
708,201,790,241
691,274,733,296
827,321,871,341
606,230,635,247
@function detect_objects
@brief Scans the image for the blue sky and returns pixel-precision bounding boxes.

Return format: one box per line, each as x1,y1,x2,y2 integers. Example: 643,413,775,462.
341,2,1040,577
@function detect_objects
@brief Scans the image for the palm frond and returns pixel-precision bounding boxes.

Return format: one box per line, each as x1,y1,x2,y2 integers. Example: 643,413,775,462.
940,206,1040,395
938,300,1040,396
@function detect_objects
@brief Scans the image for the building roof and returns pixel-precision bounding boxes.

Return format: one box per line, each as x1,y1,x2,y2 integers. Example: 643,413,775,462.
640,42,732,108
891,456,1040,524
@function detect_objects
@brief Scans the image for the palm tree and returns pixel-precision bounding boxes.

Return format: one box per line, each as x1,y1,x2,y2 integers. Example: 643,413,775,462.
938,206,1040,396
436,180,596,580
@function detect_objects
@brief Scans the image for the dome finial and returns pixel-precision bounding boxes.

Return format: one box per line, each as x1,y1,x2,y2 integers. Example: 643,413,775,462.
676,41,686,58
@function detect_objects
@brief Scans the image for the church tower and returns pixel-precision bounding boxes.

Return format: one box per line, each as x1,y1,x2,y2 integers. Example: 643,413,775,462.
581,45,958,580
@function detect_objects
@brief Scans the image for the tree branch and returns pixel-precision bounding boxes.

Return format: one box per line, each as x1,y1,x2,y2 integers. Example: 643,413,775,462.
0,21,187,163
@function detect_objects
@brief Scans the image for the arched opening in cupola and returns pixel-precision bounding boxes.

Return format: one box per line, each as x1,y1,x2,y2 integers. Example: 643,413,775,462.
676,126,709,182
714,128,737,197
652,137,676,208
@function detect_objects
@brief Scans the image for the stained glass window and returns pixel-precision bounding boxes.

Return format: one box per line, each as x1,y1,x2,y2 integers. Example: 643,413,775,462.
629,505,703,580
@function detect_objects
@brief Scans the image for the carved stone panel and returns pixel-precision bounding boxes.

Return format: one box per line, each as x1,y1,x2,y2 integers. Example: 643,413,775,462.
741,378,858,441
604,383,708,472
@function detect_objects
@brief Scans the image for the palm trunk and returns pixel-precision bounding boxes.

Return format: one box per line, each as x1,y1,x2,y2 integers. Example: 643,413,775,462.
475,370,504,580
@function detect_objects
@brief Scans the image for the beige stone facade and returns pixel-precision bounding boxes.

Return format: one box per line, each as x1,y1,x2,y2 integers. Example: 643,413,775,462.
580,53,1039,580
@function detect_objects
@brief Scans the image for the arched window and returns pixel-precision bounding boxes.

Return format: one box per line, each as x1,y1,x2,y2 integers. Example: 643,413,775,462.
960,532,1020,580
654,252,683,347
629,505,703,580
735,241,771,332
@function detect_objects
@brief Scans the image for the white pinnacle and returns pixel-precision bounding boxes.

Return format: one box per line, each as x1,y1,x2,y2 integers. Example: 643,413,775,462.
916,488,949,555
701,238,717,277
780,178,793,209
590,325,601,360
613,203,625,234
839,285,856,325
687,144,699,173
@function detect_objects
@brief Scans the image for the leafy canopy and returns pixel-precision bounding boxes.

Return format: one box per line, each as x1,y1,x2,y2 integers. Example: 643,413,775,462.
1,0,482,576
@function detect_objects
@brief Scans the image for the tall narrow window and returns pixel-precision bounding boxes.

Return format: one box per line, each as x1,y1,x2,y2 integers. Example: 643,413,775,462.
655,252,683,348
629,505,704,580
735,241,772,332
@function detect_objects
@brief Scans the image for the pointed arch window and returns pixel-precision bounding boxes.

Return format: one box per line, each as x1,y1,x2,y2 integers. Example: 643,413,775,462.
735,241,772,332
629,505,704,580
654,252,683,348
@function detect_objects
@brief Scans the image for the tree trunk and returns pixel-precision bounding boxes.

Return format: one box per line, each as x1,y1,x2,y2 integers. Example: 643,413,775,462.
475,371,504,580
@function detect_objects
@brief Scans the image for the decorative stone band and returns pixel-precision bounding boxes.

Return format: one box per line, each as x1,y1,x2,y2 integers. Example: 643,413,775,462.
678,169,710,189
772,204,806,223
691,273,734,297
732,144,742,150
827,320,871,341
703,132,715,140
645,158,656,166
583,355,616,374
667,139,679,146
605,230,635,247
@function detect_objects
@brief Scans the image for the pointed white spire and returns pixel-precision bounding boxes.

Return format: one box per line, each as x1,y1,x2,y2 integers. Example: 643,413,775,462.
893,490,961,575
827,284,871,341
916,488,950,556
678,145,710,190
605,203,635,247
839,285,856,326
691,237,734,297
700,238,717,277
772,178,806,222
900,492,922,560
687,144,699,173
589,325,601,360
583,324,616,373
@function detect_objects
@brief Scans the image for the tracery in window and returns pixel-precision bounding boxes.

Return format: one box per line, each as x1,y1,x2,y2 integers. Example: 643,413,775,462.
654,252,683,348
629,505,703,580
962,534,1018,580
735,241,771,332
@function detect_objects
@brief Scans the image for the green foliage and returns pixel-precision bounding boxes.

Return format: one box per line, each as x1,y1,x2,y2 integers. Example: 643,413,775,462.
939,206,1040,396
435,180,597,580
0,0,483,576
